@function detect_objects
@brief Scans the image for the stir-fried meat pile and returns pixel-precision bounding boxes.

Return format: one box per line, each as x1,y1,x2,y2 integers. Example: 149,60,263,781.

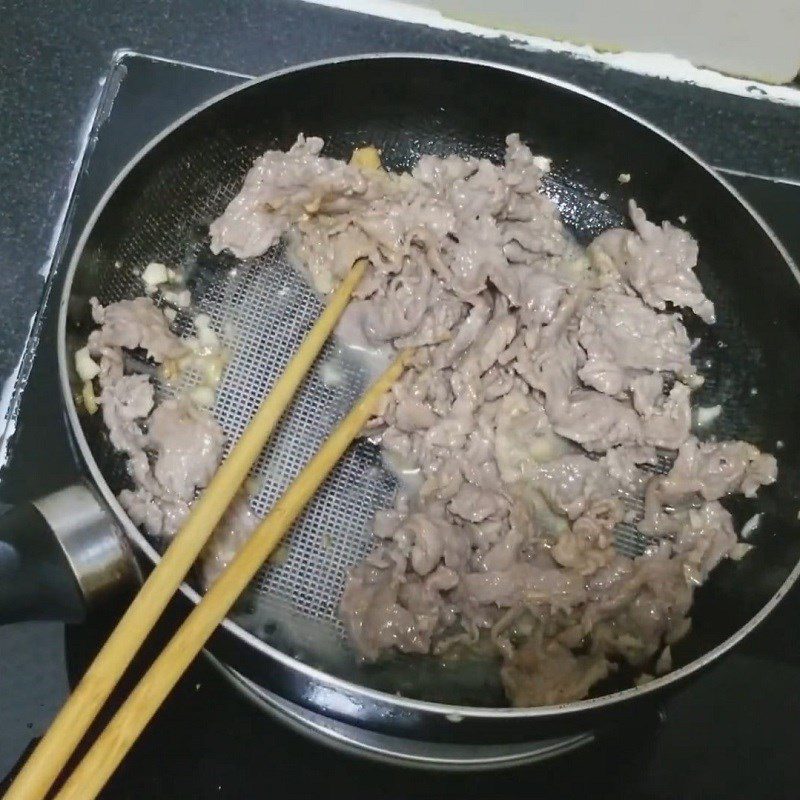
80,297,258,587
86,134,776,706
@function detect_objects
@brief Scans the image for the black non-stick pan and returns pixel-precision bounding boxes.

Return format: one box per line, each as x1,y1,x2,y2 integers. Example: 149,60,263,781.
1,55,798,745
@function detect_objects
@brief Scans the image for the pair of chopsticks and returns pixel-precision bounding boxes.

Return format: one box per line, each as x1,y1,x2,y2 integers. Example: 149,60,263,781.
5,258,409,800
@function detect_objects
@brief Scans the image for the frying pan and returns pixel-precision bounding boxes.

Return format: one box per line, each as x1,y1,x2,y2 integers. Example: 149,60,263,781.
2,55,799,746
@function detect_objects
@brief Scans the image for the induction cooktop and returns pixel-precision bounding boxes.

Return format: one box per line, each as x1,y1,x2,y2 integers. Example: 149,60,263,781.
2,51,800,798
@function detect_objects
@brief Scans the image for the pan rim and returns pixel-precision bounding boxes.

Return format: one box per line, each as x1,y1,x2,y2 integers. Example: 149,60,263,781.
57,51,800,721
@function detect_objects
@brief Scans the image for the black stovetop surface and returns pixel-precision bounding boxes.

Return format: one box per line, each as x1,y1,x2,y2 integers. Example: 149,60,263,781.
2,53,800,799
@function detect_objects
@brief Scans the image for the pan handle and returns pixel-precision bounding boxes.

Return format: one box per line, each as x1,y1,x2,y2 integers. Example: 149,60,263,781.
0,483,139,624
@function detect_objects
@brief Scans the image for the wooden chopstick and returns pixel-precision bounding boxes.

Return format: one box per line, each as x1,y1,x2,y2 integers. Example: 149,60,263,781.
54,349,412,800
3,258,367,800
